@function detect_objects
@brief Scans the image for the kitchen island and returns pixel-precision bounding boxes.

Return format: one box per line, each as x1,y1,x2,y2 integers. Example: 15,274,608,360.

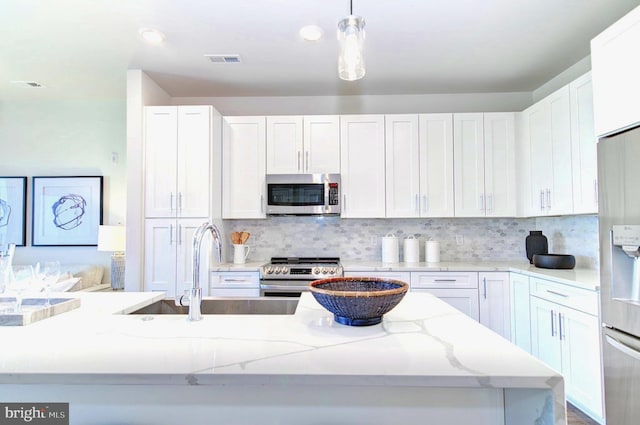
0,291,564,425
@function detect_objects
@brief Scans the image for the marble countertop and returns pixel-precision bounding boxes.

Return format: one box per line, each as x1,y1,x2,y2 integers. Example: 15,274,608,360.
0,291,560,392
211,260,600,291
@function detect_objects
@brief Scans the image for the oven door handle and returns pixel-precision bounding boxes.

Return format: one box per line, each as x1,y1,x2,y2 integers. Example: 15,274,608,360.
260,284,310,291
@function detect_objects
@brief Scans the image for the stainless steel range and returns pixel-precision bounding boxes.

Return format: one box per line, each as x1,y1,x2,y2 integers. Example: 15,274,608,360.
259,257,343,297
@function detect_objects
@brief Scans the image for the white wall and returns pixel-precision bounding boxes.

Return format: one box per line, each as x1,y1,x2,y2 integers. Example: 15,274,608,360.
0,99,126,278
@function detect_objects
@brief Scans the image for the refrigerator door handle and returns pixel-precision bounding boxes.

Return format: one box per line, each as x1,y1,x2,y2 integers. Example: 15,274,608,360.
606,334,640,362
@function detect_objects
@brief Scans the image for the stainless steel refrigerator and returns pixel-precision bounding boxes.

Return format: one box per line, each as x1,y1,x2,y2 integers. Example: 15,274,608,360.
598,125,640,425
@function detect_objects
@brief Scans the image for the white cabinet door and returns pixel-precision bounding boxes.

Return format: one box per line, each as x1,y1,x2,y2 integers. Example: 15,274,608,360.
560,307,604,421
509,273,532,353
385,114,420,217
478,272,511,339
414,288,480,321
304,115,340,174
222,116,267,219
145,107,178,218
526,87,574,215
530,296,563,373
410,271,479,321
175,219,210,298
419,113,454,217
483,113,516,217
454,113,485,217
177,106,211,218
570,73,598,214
340,115,386,218
591,5,640,136
266,116,303,174
144,219,176,294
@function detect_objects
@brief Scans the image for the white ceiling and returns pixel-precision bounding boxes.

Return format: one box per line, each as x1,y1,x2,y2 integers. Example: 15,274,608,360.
2,0,639,101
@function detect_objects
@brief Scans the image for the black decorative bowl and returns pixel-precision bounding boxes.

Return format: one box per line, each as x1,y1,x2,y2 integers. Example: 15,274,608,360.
533,254,576,269
308,277,409,326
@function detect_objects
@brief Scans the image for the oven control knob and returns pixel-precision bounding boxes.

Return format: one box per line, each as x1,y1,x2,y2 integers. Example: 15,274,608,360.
312,267,320,275
274,267,281,274
321,267,328,274
264,266,272,274
328,267,336,275
281,267,289,275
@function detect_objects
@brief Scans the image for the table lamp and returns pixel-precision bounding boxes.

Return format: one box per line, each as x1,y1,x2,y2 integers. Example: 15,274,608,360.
98,225,126,290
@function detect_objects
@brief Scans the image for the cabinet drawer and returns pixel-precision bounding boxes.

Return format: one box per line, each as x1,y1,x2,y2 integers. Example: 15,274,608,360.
411,272,478,289
210,272,260,289
210,287,260,297
530,277,598,315
344,271,411,282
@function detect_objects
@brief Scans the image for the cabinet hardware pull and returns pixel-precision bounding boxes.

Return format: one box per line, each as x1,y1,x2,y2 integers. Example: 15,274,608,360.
343,194,347,212
546,189,551,210
170,192,174,212
546,290,569,298
261,195,264,213
540,190,545,211
169,224,173,246
297,151,301,171
422,195,428,213
479,194,484,211
178,192,183,212
483,278,487,299
559,312,565,341
605,335,640,361
487,194,493,214
434,279,457,282
550,310,555,337
415,194,419,215
223,279,246,282
178,224,182,245
305,151,309,171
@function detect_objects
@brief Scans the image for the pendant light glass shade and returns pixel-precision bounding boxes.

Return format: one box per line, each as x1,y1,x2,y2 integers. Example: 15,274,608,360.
337,15,365,81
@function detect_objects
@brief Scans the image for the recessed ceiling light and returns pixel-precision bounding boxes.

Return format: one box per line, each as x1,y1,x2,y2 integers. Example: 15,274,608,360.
10,80,45,88
299,25,323,41
138,27,165,45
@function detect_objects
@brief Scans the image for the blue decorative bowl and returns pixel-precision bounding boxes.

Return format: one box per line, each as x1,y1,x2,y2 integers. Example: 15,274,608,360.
308,277,409,326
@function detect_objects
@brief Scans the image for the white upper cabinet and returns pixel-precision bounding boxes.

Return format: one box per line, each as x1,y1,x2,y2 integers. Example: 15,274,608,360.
385,114,421,217
591,5,640,136
222,116,267,219
570,72,598,214
419,114,455,217
340,115,386,218
454,113,516,217
266,115,340,174
144,106,211,219
525,86,573,216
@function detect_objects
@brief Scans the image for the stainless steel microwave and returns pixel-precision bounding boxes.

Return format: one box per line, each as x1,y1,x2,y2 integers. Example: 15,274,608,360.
265,174,341,216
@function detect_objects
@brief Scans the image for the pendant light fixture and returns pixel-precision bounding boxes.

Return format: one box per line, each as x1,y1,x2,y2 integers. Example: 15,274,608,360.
337,0,366,81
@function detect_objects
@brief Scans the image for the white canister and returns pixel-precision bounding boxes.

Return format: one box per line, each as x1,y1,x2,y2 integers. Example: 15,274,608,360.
233,244,251,264
426,240,440,263
381,233,399,263
403,235,420,263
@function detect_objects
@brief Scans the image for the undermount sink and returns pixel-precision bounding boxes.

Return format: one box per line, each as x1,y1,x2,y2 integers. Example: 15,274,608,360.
129,297,299,315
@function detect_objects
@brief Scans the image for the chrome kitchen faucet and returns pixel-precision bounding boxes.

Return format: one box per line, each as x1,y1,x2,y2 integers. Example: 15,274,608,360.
180,222,222,321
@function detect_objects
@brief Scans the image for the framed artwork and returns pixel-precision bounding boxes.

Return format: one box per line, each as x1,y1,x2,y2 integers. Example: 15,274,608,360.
0,177,27,247
32,176,103,246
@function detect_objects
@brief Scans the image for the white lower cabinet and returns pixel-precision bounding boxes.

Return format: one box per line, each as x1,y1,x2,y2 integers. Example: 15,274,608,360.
144,218,209,298
210,272,260,297
344,271,411,282
410,272,479,321
508,273,532,353
529,278,603,423
478,272,511,339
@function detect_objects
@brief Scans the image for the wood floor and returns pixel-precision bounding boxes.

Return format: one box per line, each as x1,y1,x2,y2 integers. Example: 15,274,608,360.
567,403,600,425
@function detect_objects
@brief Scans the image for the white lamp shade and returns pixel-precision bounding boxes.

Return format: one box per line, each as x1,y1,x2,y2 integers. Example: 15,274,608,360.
98,225,126,252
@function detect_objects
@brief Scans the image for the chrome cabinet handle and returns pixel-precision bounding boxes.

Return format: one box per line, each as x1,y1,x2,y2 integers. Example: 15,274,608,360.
170,192,174,212
297,151,301,172
434,279,457,282
343,194,347,213
178,224,182,245
305,151,309,171
261,195,264,213
415,194,419,215
487,194,493,214
550,310,556,337
422,195,428,214
540,190,545,211
178,192,183,212
546,289,569,298
479,194,484,211
559,312,565,341
482,277,487,299
546,189,551,210
169,224,173,245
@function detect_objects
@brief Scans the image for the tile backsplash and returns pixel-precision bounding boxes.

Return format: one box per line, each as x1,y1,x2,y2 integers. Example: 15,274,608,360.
225,215,599,269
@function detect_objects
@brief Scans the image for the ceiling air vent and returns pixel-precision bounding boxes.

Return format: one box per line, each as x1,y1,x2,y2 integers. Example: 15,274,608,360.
205,54,241,63
10,80,45,88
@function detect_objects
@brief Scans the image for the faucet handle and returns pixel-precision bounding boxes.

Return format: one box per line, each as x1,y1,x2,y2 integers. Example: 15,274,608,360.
176,289,191,306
